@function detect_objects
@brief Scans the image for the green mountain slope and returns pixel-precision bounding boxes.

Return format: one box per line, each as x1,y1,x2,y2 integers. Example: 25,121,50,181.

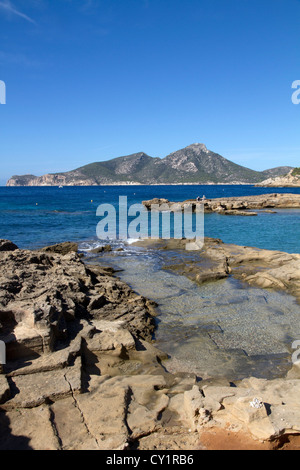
7,144,293,186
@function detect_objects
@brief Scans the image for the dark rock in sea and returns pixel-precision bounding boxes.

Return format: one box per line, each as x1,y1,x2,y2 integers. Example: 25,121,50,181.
0,240,18,252
90,245,112,254
41,242,79,255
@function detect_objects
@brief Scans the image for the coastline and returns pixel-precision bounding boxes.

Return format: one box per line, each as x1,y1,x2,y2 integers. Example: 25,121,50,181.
1,238,300,450
142,193,300,215
5,182,257,187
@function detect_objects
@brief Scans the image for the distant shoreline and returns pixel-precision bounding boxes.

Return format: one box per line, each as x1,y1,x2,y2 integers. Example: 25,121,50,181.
4,182,255,187
3,182,300,189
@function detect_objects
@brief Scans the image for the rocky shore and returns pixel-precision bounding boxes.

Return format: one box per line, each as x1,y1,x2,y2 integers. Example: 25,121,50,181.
142,193,300,216
0,239,300,450
133,237,300,303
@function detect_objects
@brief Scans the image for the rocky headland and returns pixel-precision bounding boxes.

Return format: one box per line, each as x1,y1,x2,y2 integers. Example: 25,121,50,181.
256,169,300,188
0,239,300,450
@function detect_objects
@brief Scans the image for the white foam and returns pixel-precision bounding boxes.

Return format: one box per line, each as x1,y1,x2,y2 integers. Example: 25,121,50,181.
126,238,140,245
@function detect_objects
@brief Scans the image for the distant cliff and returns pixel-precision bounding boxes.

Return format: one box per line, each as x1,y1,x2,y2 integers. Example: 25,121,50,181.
6,144,294,186
6,173,99,187
256,168,300,187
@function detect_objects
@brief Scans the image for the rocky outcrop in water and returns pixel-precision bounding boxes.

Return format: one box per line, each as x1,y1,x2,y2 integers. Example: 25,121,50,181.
142,193,300,215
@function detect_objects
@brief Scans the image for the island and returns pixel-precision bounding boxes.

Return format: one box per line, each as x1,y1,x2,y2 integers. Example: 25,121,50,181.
6,144,294,187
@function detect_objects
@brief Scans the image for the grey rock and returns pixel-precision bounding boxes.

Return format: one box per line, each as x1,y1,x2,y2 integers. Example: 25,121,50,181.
4,357,82,409
0,244,156,365
41,242,78,255
90,245,112,254
0,376,10,404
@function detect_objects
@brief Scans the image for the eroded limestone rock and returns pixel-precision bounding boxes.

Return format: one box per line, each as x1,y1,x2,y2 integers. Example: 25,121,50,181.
1,240,300,450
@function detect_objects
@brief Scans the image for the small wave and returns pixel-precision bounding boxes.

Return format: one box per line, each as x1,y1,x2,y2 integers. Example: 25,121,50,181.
126,238,140,245
79,237,146,255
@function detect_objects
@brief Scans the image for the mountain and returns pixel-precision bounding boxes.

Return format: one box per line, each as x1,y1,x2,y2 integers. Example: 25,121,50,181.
156,144,264,184
6,144,294,186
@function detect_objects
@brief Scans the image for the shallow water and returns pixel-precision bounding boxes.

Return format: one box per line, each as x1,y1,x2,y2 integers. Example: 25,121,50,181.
84,243,300,381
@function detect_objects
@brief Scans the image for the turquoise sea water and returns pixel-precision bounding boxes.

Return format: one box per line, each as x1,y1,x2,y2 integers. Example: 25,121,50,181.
0,185,300,252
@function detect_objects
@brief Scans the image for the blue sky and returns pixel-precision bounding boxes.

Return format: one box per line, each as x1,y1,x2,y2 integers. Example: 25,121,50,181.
0,0,300,185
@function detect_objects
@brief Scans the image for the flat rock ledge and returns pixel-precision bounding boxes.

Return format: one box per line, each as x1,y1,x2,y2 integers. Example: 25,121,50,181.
0,240,300,450
142,193,300,216
134,237,300,304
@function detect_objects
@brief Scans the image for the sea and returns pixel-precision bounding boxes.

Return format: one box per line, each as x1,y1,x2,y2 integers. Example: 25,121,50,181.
1,185,300,252
1,185,300,381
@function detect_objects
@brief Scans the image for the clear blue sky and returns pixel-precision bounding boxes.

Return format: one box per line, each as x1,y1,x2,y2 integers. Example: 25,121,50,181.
0,0,300,185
